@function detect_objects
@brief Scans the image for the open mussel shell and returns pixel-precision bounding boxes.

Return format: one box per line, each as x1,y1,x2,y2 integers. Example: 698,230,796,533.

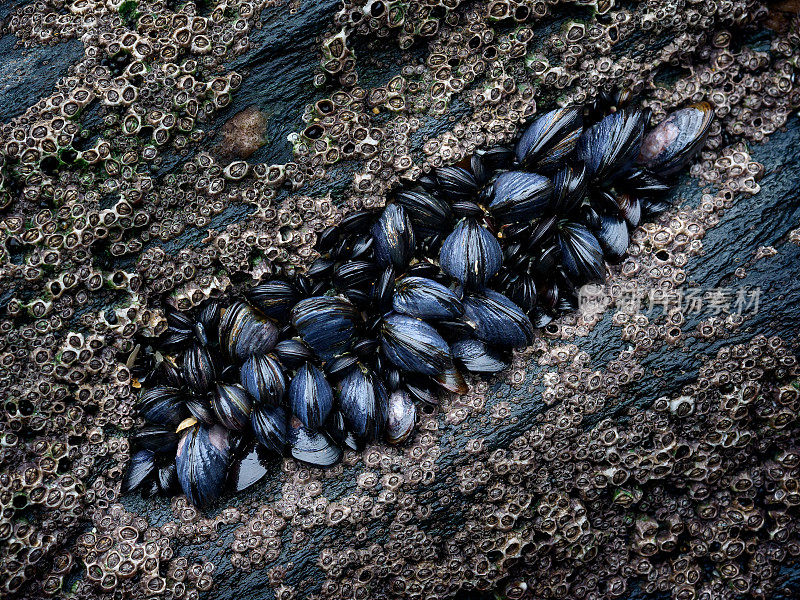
245,279,299,319
515,106,583,171
439,218,502,290
488,171,553,224
240,354,286,406
274,338,313,369
291,295,361,361
182,344,218,396
557,221,605,284
289,417,342,467
577,107,646,182
289,362,334,430
394,189,452,233
133,425,179,453
463,290,534,348
338,365,388,443
386,390,416,445
638,102,713,177
393,276,463,320
212,383,252,431
124,449,156,492
138,385,189,428
434,166,479,201
176,424,230,507
219,301,279,361
380,313,453,376
372,204,416,269
452,338,508,373
251,404,288,455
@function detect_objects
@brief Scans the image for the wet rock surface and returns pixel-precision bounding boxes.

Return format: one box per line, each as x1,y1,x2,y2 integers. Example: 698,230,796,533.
0,1,799,599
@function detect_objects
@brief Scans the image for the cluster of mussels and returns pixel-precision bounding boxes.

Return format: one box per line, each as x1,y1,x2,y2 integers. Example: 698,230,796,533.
124,93,713,507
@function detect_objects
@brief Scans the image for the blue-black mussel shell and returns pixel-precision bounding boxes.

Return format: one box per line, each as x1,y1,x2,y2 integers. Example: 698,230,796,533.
380,313,452,376
392,276,463,320
240,354,286,406
577,107,646,182
219,301,279,361
638,102,713,177
289,418,342,467
291,295,361,360
337,366,388,443
251,404,288,455
138,385,188,428
594,214,629,263
289,362,334,430
557,221,605,284
212,383,252,431
488,171,553,224
245,279,299,320
434,166,479,201
372,204,416,269
439,218,502,290
176,424,230,507
451,338,508,373
386,390,416,445
515,106,583,171
463,290,534,348
394,189,452,233
123,449,155,492
182,344,218,396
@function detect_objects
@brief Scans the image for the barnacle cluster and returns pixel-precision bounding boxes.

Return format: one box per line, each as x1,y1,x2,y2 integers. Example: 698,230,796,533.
0,0,799,597
125,96,711,507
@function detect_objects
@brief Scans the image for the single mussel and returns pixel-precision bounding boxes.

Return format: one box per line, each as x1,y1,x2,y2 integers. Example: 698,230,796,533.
380,313,452,376
577,107,646,182
463,289,534,348
240,354,286,406
133,425,179,453
291,295,361,360
433,166,479,201
289,362,334,430
212,383,252,431
138,385,189,429
338,365,388,443
451,338,508,374
372,204,416,269
386,390,416,445
393,276,463,320
219,301,279,361
488,171,553,224
393,189,452,234
333,260,380,291
439,218,502,290
593,214,629,263
182,344,218,396
289,417,342,467
245,279,299,320
123,449,156,492
176,424,231,507
251,404,289,455
274,339,313,369
515,106,583,171
557,221,605,284
638,102,713,177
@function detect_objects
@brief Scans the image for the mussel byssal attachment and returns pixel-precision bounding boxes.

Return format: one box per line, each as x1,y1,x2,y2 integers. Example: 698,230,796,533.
125,93,713,507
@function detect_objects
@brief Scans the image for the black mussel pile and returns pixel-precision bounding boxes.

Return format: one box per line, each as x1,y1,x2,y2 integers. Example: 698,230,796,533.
124,95,713,507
